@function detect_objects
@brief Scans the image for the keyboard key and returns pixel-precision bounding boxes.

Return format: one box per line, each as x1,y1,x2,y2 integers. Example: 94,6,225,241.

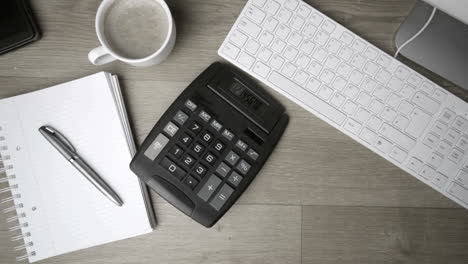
225,150,240,166
342,100,358,115
270,54,285,70
296,54,311,69
258,47,273,62
324,55,340,69
290,16,305,30
213,140,225,153
284,46,299,61
445,129,461,145
276,24,291,40
228,171,244,187
387,93,402,109
344,118,362,135
432,173,448,188
318,86,333,100
363,47,378,60
453,116,468,132
288,32,303,47
313,48,328,62
362,78,377,93
350,55,366,69
380,107,397,122
182,154,196,168
433,89,447,102
230,30,248,47
300,39,316,54
247,149,260,160
395,66,410,80
201,131,213,143
355,108,371,123
174,110,189,125
210,184,234,211
375,69,391,85
427,152,443,167
436,141,451,156
253,0,267,7
321,20,336,34
448,183,468,205
216,162,231,178
222,129,235,141
338,46,353,61
238,18,262,38
282,62,297,78
420,82,435,95
407,157,423,173
314,31,329,46
210,120,223,132
161,157,186,180
387,77,404,92
183,175,199,190
319,69,335,84
407,74,422,88
330,93,346,108
359,128,377,144
306,78,321,93
236,160,252,175
456,136,468,151
302,23,317,38
204,152,217,165
439,109,456,124
398,101,413,116
164,122,179,137
369,100,384,114
373,86,390,102
246,39,261,54
351,39,366,53
238,52,256,69
264,16,279,31
245,5,266,24
268,72,346,125
259,31,274,46
389,146,407,163
197,174,222,202
339,32,354,45
343,85,359,99
194,164,207,178
253,61,271,78
185,100,198,112
188,121,202,135
278,8,293,23
419,165,436,180
449,149,464,164
363,61,379,76
374,137,392,154
399,85,416,100
393,115,410,130
380,123,416,150
376,54,391,68
412,92,440,115
192,142,205,156
326,39,341,54
294,70,309,85
337,63,352,77
456,171,468,187
310,12,324,26
170,145,184,158
406,108,431,138
222,43,240,59
331,77,347,91
423,133,439,148
144,134,169,161
199,110,211,122
297,3,311,18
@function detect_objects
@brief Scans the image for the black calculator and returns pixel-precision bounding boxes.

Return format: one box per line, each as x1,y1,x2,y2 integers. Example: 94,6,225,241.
130,63,289,227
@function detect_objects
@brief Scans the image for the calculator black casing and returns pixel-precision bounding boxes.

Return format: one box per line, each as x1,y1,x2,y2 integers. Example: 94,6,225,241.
130,62,289,227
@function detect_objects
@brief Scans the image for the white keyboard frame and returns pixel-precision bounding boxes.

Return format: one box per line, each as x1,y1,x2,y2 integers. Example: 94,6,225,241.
219,0,468,209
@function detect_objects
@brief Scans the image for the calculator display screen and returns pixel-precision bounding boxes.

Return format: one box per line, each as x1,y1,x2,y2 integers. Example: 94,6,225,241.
228,80,267,114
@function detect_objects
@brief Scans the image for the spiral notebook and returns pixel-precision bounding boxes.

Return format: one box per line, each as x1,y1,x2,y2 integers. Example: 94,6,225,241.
0,72,156,262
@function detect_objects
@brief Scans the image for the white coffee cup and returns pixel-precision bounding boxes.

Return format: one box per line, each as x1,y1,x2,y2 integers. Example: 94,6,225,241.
88,0,176,67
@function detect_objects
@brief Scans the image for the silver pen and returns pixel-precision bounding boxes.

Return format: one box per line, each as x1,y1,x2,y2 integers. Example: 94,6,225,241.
39,125,123,207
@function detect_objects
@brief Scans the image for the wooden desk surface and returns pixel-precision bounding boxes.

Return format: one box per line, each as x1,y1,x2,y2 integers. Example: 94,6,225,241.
1,0,468,263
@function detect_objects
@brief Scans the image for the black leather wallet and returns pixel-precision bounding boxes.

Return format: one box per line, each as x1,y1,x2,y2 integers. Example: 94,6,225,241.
0,0,41,55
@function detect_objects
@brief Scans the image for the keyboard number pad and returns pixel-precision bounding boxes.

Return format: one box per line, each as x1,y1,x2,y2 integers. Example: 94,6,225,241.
157,99,261,212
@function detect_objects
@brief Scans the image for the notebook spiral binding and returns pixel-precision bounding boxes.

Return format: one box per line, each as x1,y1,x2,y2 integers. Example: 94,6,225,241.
0,126,36,262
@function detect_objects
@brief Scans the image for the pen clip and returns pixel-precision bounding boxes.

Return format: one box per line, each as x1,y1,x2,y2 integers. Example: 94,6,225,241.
43,126,76,153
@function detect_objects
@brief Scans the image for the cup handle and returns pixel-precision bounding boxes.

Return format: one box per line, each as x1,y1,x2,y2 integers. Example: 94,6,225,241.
88,46,116,65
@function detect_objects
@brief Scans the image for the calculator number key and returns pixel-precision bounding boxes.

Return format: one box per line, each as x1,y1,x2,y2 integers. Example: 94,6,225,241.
179,134,193,146
192,142,205,156
201,131,214,143
182,154,196,168
213,140,225,153
194,164,207,178
170,145,184,158
188,121,202,135
160,158,186,180
164,122,179,137
204,152,217,164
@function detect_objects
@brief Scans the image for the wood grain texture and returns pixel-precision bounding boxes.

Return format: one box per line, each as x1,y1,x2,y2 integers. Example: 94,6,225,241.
302,205,468,264
1,0,468,263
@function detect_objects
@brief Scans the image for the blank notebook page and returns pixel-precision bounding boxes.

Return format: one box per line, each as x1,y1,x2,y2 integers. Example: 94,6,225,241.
0,73,153,262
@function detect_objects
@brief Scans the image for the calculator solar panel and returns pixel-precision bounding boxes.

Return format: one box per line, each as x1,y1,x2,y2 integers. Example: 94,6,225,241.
131,63,288,227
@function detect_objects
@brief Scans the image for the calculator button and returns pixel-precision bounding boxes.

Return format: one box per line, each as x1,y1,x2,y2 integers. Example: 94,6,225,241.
174,110,189,125
228,171,243,187
236,160,251,175
225,150,240,166
204,152,217,164
211,120,223,131
210,184,234,211
144,133,169,161
216,162,231,178
194,164,207,178
199,110,211,122
222,129,235,141
182,154,196,168
169,145,184,158
247,149,259,160
188,121,202,135
160,157,186,180
179,134,193,146
192,142,205,157
183,175,199,190
213,140,225,153
163,122,179,137
202,131,214,143
197,174,222,202
185,99,198,112
235,139,249,151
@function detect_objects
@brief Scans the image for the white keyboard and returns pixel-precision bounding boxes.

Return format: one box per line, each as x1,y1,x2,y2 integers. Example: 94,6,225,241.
219,0,468,209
